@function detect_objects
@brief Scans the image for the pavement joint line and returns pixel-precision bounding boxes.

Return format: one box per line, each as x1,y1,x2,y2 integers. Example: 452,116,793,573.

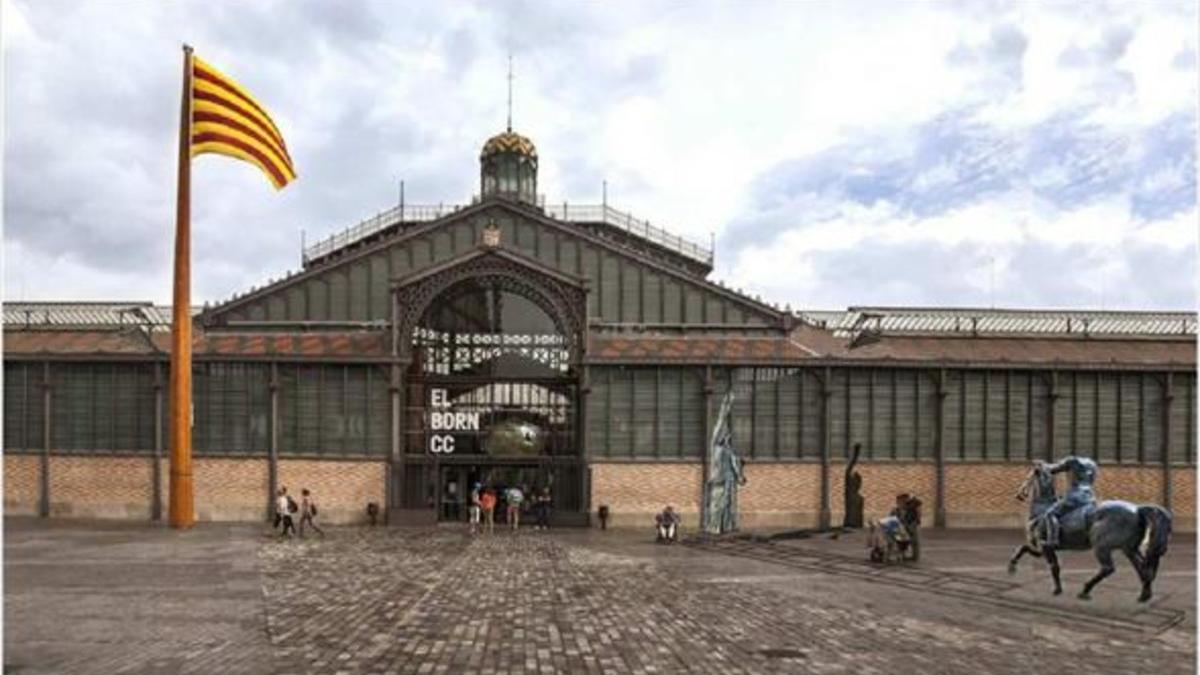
682,537,1187,635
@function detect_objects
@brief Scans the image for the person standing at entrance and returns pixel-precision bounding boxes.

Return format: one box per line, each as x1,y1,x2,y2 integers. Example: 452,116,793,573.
506,485,524,530
468,483,482,535
298,488,325,538
535,487,552,530
479,488,497,534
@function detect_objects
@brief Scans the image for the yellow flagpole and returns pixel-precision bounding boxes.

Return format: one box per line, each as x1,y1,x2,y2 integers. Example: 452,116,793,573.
169,44,195,528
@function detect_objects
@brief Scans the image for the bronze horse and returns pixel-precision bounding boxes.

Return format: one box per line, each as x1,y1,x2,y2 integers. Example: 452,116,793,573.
1007,463,1172,601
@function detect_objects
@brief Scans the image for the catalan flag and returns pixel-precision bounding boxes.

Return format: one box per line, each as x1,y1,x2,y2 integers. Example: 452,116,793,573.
190,55,297,189
168,46,297,529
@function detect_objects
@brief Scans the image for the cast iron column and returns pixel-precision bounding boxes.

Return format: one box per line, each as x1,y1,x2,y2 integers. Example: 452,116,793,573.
389,361,404,520
1162,372,1174,510
934,369,947,528
1046,371,1059,460
152,363,164,521
700,365,713,532
579,365,591,521
40,362,51,518
267,363,279,521
819,366,832,531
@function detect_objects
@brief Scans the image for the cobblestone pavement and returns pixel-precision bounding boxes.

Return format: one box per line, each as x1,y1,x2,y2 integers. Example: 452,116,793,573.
258,527,1196,674
6,519,1196,674
4,519,272,675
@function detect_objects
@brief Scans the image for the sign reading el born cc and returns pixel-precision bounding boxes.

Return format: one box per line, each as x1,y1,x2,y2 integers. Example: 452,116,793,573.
427,388,480,454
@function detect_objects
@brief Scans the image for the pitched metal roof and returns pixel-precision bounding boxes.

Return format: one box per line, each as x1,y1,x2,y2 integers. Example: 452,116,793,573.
800,307,1197,338
302,199,713,267
3,302,181,330
2,329,390,360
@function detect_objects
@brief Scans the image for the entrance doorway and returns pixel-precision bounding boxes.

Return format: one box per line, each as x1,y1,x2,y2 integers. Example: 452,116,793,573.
436,461,583,525
392,264,590,526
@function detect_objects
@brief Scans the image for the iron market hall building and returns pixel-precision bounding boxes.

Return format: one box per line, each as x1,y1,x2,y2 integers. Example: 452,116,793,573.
4,127,1197,531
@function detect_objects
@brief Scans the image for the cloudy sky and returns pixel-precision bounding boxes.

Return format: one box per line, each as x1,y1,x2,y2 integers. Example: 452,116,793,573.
3,0,1196,311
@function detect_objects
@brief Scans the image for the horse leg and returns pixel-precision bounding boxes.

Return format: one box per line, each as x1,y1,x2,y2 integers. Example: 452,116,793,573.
1044,547,1063,596
1123,547,1153,603
1008,545,1041,574
1078,547,1116,600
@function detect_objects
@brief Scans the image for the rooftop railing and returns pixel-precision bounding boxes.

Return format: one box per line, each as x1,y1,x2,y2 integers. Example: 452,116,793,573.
302,199,713,266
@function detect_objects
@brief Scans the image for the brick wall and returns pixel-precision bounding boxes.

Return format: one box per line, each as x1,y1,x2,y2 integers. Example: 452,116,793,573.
942,464,1029,527
588,459,1194,532
46,456,154,519
1097,466,1163,506
1171,468,1196,531
277,459,387,525
191,458,270,522
4,455,41,515
590,462,702,528
8,454,386,525
739,463,822,528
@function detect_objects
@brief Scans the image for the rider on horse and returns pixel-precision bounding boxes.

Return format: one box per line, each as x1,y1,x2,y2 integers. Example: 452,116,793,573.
1037,455,1098,547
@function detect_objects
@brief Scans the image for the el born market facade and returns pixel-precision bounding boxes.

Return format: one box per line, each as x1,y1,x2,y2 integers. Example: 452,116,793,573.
4,128,1196,531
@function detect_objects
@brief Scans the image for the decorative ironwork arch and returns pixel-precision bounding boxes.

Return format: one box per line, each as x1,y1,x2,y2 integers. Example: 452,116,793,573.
394,252,587,364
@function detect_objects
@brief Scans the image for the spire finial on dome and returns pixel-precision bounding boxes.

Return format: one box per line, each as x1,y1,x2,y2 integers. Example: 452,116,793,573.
506,54,513,133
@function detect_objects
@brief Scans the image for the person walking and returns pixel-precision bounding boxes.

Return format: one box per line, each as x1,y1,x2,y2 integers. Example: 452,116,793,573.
535,486,552,530
276,487,296,539
468,483,482,535
480,488,497,535
505,485,524,531
298,488,325,538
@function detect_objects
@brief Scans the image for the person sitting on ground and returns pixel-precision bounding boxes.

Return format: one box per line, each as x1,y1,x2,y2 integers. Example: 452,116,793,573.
655,505,681,543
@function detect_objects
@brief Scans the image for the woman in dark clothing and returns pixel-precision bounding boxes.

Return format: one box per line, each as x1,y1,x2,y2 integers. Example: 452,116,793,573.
535,487,552,530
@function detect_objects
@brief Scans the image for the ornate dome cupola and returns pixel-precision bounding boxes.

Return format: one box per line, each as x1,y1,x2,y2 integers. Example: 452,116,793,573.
480,127,538,205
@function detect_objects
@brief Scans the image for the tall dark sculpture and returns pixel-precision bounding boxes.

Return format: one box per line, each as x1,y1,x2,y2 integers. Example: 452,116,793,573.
843,442,864,529
705,391,746,534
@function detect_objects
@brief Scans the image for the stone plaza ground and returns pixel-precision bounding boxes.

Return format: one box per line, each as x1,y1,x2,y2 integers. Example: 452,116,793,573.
4,517,1195,674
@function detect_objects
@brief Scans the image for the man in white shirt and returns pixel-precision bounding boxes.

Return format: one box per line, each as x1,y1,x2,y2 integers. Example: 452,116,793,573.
276,487,296,538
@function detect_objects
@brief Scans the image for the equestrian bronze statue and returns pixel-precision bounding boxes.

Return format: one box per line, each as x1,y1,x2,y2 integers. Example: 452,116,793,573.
704,391,746,534
1008,455,1173,602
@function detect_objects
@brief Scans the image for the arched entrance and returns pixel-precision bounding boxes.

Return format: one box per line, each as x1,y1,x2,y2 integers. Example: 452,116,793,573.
391,246,589,525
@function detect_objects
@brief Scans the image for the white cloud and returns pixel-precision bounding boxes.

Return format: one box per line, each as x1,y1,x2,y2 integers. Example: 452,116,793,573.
2,0,1195,312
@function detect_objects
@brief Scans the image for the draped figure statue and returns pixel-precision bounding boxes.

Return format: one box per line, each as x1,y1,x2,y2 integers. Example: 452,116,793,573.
705,391,746,534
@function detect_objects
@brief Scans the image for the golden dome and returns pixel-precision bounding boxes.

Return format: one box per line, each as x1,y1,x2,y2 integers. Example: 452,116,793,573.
480,130,537,160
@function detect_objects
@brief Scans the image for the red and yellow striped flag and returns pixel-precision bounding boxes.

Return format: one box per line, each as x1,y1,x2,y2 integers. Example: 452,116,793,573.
190,56,297,189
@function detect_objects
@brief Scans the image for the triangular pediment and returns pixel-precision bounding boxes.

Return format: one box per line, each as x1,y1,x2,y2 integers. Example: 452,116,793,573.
393,240,586,294
202,198,790,332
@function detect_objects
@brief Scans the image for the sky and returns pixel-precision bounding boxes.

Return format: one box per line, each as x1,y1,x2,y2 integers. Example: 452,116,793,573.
3,0,1196,311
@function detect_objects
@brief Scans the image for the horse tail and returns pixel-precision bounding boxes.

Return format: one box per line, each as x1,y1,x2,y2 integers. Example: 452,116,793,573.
1137,505,1173,580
